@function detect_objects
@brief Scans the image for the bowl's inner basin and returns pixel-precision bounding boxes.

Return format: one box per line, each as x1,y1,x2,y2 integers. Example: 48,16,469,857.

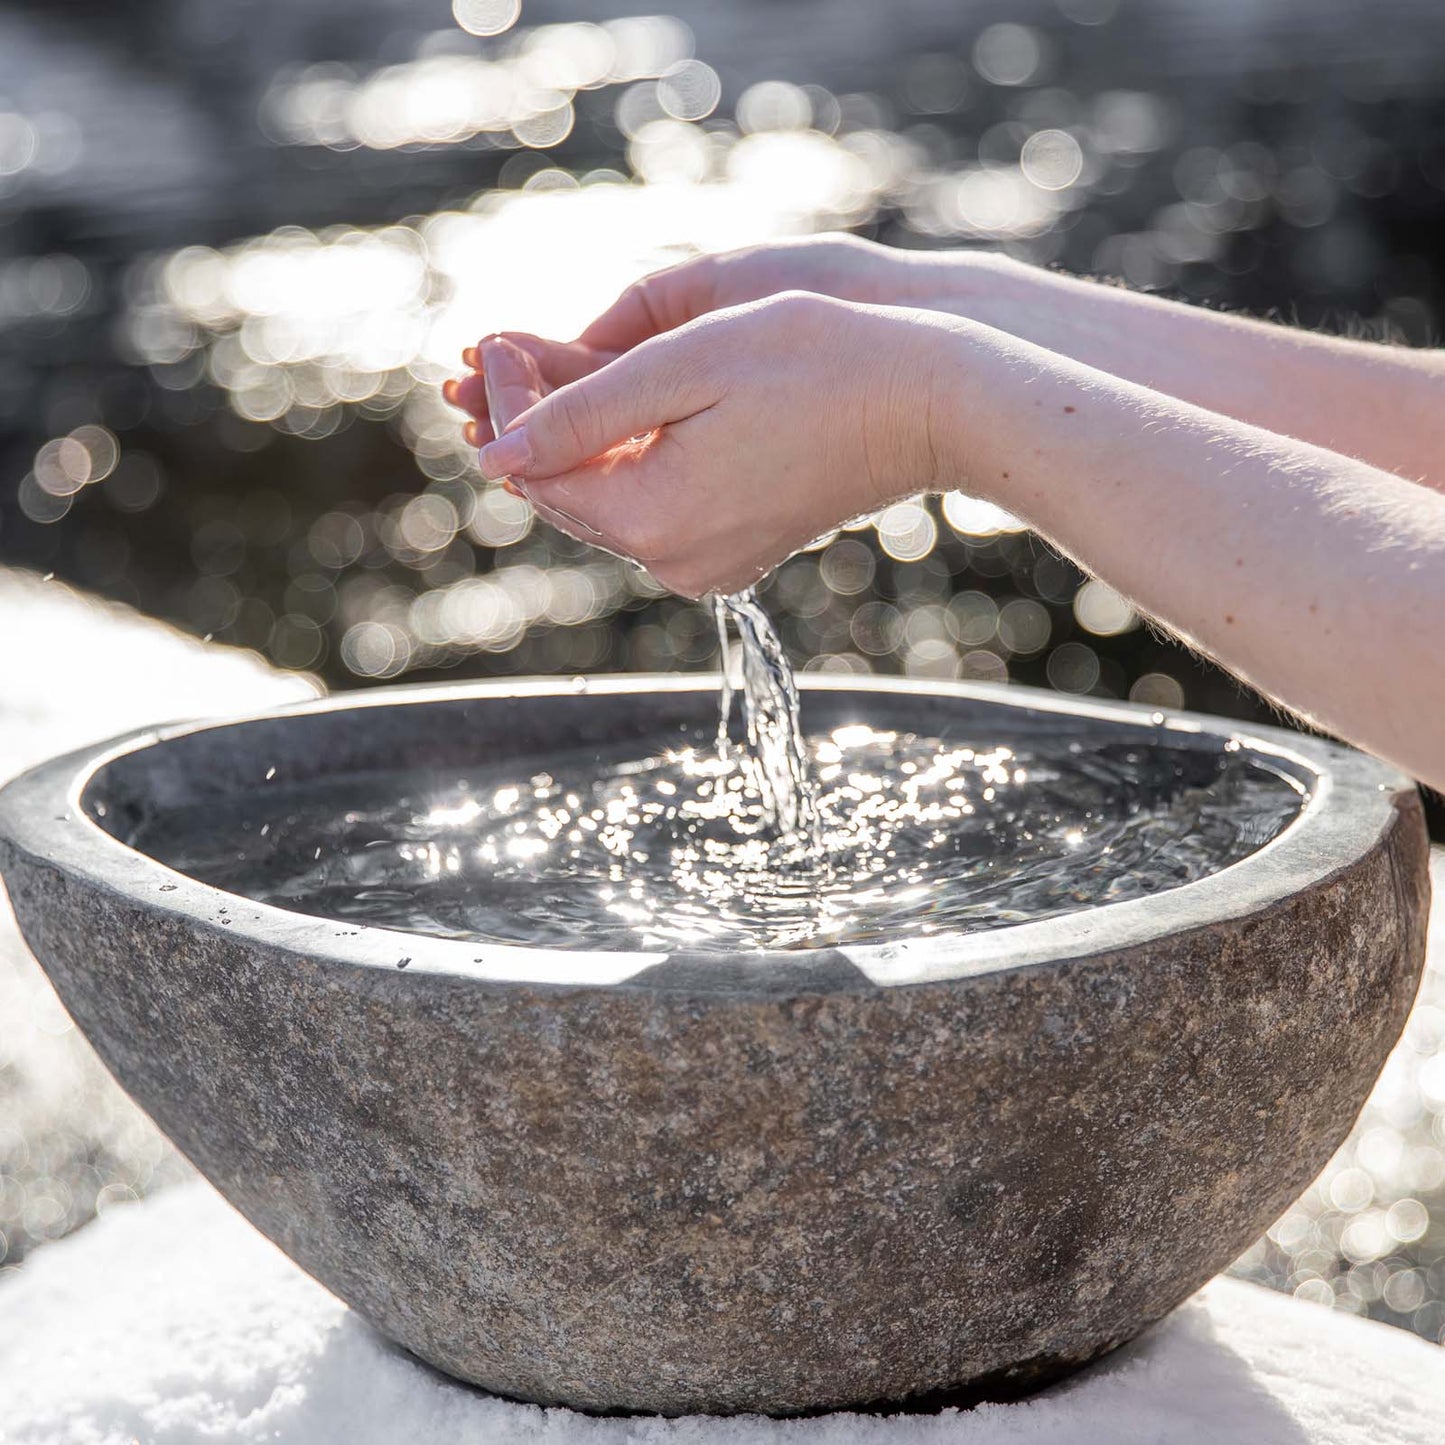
102,693,1311,952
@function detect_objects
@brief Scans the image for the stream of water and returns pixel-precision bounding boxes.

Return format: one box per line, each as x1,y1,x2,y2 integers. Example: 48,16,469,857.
129,549,1307,952
713,589,819,851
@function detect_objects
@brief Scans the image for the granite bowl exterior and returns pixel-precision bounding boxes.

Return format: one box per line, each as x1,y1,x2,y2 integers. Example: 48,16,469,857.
0,677,1429,1415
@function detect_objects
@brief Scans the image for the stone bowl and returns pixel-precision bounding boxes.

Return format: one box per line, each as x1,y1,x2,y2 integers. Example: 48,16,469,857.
0,676,1428,1416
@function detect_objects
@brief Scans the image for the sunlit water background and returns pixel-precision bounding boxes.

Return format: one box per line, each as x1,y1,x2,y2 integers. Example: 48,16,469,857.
2,0,1444,1347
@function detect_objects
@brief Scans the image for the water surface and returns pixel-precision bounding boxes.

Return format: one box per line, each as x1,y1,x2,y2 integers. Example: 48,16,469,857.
131,728,1306,952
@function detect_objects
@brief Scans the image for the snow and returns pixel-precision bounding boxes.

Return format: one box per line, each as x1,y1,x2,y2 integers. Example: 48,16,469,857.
0,569,315,779
2,1182,1442,1445
0,567,318,1264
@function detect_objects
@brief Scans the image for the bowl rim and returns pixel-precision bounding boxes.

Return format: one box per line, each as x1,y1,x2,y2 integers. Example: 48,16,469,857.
0,674,1414,992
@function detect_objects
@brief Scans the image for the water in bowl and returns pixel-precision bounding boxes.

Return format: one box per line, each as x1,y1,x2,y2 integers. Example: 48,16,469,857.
131,724,1306,953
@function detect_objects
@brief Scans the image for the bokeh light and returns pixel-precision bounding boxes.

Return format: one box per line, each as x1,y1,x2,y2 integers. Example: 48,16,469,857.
1234,872,1445,1339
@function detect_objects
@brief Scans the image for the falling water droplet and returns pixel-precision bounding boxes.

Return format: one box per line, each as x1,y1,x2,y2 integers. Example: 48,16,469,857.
715,588,818,850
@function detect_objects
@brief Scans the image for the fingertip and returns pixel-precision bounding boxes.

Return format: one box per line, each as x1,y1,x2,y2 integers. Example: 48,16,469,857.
453,372,491,420
462,346,480,369
442,378,461,405
463,419,478,445
478,424,534,482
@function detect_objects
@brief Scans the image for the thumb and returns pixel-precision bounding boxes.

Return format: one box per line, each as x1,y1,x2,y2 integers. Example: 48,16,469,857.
576,256,708,354
479,336,545,433
477,328,715,482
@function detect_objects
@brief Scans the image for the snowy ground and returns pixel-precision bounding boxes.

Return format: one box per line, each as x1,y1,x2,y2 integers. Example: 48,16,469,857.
3,1180,1444,1445
0,568,316,1265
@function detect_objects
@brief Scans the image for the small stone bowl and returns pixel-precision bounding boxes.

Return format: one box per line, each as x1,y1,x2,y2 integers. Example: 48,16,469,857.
0,677,1428,1415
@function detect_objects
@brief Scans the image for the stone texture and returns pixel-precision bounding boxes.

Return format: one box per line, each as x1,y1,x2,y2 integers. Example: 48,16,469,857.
0,678,1430,1415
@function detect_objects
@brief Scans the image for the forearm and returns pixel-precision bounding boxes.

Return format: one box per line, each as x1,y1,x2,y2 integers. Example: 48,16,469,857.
923,317,1445,788
926,254,1445,488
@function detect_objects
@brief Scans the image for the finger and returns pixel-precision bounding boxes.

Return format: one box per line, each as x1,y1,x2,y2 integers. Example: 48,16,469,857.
481,336,546,434
447,337,596,445
577,256,713,354
497,333,618,387
446,372,490,420
450,336,616,429
478,328,717,483
462,333,614,391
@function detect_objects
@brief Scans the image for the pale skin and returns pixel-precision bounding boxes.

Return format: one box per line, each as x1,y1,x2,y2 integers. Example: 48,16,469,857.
442,235,1445,792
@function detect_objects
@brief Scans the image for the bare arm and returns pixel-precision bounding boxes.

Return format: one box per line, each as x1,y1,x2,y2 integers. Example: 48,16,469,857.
931,316,1445,785
931,253,1445,490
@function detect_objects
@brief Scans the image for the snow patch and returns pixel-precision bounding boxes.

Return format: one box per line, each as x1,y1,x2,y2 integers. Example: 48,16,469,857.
2,1182,1443,1444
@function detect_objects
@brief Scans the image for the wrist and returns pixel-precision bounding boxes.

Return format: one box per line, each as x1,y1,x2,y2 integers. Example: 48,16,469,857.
829,299,1023,514
909,313,992,500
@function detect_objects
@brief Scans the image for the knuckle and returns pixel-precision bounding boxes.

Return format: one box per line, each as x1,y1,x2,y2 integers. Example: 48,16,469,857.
685,249,718,283
642,329,717,398
640,254,702,327
672,341,719,395
549,387,601,460
765,289,833,328
630,275,663,326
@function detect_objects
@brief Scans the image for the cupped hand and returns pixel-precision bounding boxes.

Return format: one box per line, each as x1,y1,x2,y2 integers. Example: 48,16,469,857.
443,333,615,449
442,236,986,446
472,292,959,598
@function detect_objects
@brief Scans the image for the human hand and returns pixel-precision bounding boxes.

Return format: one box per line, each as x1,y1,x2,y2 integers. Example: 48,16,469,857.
443,333,615,451
471,292,960,598
442,238,1001,448
575,233,963,355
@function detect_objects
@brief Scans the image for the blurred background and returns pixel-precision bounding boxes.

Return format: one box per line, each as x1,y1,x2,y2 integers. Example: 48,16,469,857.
1,0,1444,1354
4,0,1442,709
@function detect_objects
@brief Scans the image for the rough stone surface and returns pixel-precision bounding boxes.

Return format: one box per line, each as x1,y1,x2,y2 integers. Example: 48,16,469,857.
0,678,1430,1415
